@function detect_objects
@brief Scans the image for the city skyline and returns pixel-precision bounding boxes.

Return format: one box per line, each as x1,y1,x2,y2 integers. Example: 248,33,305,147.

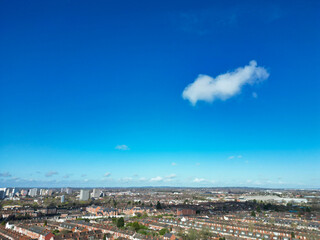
0,0,319,188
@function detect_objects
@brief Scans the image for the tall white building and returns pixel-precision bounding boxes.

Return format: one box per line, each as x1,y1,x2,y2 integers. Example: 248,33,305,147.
40,189,46,195
79,189,90,201
65,188,73,194
10,188,17,197
92,189,100,198
5,188,10,197
29,188,38,197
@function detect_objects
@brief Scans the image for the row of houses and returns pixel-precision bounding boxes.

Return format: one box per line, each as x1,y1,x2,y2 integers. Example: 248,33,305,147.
6,223,55,240
86,206,154,217
0,225,32,240
1,207,57,219
157,217,315,240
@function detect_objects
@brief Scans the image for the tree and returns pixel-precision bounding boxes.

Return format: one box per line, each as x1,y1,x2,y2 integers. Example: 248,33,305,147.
113,199,117,208
256,206,261,213
291,232,295,238
251,211,256,217
132,221,141,231
156,201,162,210
43,220,47,226
117,217,124,228
200,227,213,239
159,228,169,235
187,228,198,240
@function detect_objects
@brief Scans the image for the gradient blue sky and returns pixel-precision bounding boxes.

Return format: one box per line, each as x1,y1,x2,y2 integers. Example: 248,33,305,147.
0,0,319,188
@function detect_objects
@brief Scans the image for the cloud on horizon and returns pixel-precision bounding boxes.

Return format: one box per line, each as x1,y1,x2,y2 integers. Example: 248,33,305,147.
182,60,269,105
150,176,163,182
149,174,177,183
193,177,206,183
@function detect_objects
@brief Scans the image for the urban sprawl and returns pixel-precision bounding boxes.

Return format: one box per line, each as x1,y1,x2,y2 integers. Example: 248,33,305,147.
0,187,319,240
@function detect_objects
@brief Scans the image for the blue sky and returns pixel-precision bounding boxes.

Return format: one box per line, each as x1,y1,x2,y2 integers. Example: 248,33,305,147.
0,0,319,188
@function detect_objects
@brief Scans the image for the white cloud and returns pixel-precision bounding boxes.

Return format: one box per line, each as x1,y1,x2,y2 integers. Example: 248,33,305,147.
104,172,111,177
193,178,205,183
228,156,235,160
171,162,177,166
164,174,177,182
150,176,163,182
149,174,177,183
115,145,130,150
182,60,269,105
166,174,177,179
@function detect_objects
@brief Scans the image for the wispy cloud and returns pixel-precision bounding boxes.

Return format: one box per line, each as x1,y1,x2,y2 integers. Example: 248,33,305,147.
45,171,58,177
149,174,177,183
171,162,177,166
150,176,163,182
115,145,130,151
166,174,176,179
182,61,269,105
104,172,111,177
165,174,177,182
193,177,206,183
192,177,216,184
0,172,12,177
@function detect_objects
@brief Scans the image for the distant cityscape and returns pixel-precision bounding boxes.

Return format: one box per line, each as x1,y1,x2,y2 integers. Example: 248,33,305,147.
0,187,319,239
